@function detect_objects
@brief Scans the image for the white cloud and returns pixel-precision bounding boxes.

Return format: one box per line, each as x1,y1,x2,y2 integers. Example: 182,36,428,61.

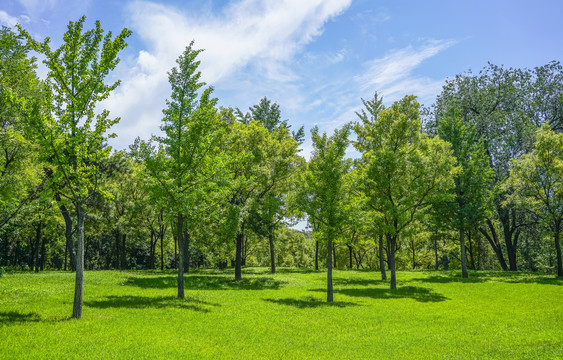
0,10,29,27
104,0,352,149
356,40,455,104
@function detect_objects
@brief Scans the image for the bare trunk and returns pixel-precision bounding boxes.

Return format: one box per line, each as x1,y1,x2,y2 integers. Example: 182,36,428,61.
327,236,333,302
160,231,164,271
235,226,243,281
72,202,85,319
388,234,397,290
378,235,387,280
176,214,184,298
348,244,353,269
480,220,509,271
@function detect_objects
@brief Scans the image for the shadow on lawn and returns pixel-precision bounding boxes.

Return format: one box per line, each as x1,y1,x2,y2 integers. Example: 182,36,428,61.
412,272,563,286
333,278,386,287
0,311,42,324
310,286,449,302
85,295,219,312
125,275,285,291
264,296,358,309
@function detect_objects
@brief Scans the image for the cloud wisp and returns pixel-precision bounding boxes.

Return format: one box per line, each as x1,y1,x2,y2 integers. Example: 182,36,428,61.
104,0,352,149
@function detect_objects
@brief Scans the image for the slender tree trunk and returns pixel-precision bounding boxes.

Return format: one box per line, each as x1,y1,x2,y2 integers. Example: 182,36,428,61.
149,231,155,269
378,235,387,280
388,234,397,290
72,202,85,319
468,229,476,270
176,214,184,299
327,236,333,302
57,195,76,272
315,240,319,270
269,226,275,274
480,220,509,271
460,221,468,278
348,244,353,269
555,220,562,277
235,225,244,281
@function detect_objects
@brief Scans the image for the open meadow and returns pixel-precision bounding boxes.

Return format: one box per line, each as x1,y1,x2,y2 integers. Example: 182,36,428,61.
0,269,561,359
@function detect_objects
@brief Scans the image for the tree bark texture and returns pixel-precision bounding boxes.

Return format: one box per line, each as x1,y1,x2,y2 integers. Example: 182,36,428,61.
176,214,185,298
72,203,85,319
327,236,333,302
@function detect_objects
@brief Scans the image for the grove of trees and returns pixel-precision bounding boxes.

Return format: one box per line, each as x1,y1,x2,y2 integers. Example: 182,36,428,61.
1,17,562,314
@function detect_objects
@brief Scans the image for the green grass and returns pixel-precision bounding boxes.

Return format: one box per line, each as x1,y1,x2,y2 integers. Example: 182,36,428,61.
1,268,561,359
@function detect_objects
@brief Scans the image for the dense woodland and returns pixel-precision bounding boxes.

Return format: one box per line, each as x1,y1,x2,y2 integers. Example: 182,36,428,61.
1,18,562,316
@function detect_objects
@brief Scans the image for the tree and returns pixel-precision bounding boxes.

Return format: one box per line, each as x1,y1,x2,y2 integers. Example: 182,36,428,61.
435,107,493,277
505,123,563,277
134,41,226,298
20,16,131,318
236,97,303,273
434,62,563,271
354,95,457,289
297,125,351,302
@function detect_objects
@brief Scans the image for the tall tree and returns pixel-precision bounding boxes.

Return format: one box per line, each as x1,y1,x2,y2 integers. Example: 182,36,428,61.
434,108,493,277
133,41,226,298
354,95,457,289
505,123,563,277
20,17,131,318
297,125,351,302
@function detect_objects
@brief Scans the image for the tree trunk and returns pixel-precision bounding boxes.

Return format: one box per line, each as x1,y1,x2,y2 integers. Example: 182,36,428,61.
388,234,397,290
315,240,319,270
269,227,275,274
176,214,184,299
72,202,85,319
56,194,76,272
460,222,468,278
554,220,562,277
327,236,333,302
348,244,353,269
480,220,509,271
235,225,243,281
378,235,387,280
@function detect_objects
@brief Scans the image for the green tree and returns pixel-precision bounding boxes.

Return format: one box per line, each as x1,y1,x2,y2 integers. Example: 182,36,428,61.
19,16,131,318
134,41,226,298
297,125,351,302
505,123,563,277
354,95,457,289
435,108,493,277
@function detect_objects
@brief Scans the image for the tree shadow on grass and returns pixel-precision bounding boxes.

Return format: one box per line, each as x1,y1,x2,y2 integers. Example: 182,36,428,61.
125,275,285,291
333,278,387,287
412,272,563,286
309,286,449,303
85,295,219,313
0,311,42,324
263,296,358,309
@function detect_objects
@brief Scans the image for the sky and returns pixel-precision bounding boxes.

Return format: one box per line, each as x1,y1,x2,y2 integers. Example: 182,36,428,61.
2,0,563,156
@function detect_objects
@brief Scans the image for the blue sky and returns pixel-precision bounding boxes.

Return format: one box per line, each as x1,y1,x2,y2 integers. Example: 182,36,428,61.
2,0,562,156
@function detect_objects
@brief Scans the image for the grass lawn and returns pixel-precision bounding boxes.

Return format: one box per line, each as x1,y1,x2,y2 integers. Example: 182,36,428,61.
0,268,561,359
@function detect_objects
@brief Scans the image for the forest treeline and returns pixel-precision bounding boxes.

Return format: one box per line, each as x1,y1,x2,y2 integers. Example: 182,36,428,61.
1,18,562,313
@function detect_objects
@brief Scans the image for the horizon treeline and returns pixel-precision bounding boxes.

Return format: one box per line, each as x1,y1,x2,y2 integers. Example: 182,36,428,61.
1,18,562,309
